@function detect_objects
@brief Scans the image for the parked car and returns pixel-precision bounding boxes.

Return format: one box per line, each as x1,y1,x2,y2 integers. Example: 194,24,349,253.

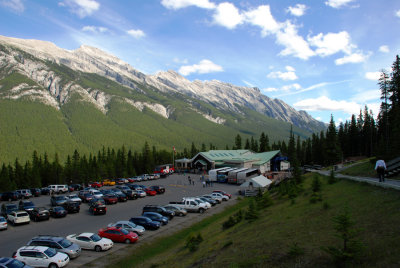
50,195,68,206
88,182,102,188
0,257,32,267
102,194,118,205
41,187,51,195
13,246,69,268
203,194,222,203
27,235,81,259
1,191,20,201
122,189,138,200
198,196,217,206
163,205,188,216
69,184,83,191
89,203,106,215
126,184,143,191
98,227,138,244
49,206,68,218
129,216,161,230
66,233,113,252
30,188,41,197
136,190,146,198
88,189,103,199
0,216,8,230
18,200,36,212
1,203,18,219
78,191,94,203
212,190,232,199
102,179,115,186
48,185,69,194
7,211,30,225
142,205,175,219
29,207,50,222
65,194,82,204
142,212,168,225
89,198,105,206
16,189,33,199
148,185,165,194
108,221,145,236
169,199,207,213
109,189,127,202
211,192,229,201
62,201,80,213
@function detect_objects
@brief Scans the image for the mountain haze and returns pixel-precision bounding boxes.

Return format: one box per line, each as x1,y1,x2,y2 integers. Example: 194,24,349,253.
0,35,325,163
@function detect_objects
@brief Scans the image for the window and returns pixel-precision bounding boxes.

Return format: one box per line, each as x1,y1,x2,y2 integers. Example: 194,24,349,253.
20,251,36,257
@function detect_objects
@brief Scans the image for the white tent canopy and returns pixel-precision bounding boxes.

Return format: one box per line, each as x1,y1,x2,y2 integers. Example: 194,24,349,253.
240,175,272,188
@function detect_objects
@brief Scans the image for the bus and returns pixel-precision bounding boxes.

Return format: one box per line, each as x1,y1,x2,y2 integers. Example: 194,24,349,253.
216,168,238,183
208,167,231,181
154,164,175,175
236,168,259,184
227,168,248,184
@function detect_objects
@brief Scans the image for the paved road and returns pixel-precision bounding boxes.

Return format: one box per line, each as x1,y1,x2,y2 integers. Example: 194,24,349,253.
0,173,241,266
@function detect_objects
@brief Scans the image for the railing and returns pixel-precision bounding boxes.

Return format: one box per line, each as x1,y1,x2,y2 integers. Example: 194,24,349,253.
385,157,400,177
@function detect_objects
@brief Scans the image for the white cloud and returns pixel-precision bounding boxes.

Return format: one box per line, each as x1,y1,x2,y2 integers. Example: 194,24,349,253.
267,66,298,81
127,29,146,38
178,59,223,76
351,89,381,102
335,52,369,65
286,4,307,17
276,21,315,60
365,72,381,81
1,0,24,12
379,45,389,53
294,96,361,114
244,5,281,36
161,0,215,10
396,10,400,18
60,0,100,18
308,31,354,57
82,25,108,33
282,83,301,91
325,0,356,8
213,2,244,29
173,57,188,64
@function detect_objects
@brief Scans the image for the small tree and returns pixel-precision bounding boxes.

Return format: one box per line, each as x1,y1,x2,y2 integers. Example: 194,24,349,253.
186,233,204,252
328,169,338,184
245,199,259,222
312,174,322,192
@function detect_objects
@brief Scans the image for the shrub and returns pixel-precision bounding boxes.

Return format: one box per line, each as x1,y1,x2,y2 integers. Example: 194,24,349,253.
328,169,338,184
256,191,273,209
244,199,259,222
322,201,330,210
222,210,243,230
288,242,305,258
312,174,322,192
186,233,204,252
310,192,322,204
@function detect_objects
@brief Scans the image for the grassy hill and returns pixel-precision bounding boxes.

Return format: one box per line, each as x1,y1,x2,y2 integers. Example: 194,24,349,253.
108,173,400,267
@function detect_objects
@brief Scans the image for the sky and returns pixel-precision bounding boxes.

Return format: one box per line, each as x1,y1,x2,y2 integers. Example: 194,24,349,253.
1,0,400,124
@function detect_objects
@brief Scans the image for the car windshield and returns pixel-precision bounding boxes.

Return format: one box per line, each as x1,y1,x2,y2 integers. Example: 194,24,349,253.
54,207,64,211
17,212,28,217
59,239,72,248
44,247,57,257
126,222,136,228
24,201,34,206
0,217,5,222
120,228,129,235
55,196,65,200
90,234,102,242
69,195,78,198
4,259,25,268
6,204,17,210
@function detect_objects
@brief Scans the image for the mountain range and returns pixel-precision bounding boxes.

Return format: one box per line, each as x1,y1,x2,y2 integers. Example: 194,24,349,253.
0,35,325,163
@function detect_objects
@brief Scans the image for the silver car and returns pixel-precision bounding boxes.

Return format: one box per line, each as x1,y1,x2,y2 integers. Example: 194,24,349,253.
108,221,145,236
27,235,81,259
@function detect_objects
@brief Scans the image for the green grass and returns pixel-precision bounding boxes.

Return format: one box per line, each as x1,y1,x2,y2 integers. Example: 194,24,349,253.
341,159,376,177
107,174,400,267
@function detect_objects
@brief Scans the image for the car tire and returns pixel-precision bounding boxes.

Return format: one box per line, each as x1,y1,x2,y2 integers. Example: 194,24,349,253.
94,245,101,252
179,212,184,216
48,263,58,268
199,208,205,214
124,239,131,244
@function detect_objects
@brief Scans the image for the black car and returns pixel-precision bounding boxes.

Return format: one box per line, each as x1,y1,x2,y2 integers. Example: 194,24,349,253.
30,188,41,197
89,203,107,215
129,216,160,230
69,184,83,191
62,201,80,213
18,200,36,212
40,187,51,195
148,185,165,194
1,191,20,201
142,205,175,219
1,203,18,219
142,212,169,225
110,189,127,202
29,207,50,221
50,195,68,206
49,206,68,218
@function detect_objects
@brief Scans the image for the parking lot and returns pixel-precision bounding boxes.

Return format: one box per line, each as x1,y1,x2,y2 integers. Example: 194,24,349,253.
0,173,241,267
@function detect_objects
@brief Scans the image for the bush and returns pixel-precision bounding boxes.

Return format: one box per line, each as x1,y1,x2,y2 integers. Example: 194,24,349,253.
322,201,330,210
312,174,322,192
310,192,323,203
244,199,259,222
328,169,338,184
256,191,273,209
222,210,243,230
186,233,204,252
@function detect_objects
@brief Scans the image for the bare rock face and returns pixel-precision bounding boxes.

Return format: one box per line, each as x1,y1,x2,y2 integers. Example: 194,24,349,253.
0,35,324,130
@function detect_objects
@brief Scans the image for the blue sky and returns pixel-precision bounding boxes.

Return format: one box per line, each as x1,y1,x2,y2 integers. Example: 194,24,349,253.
1,0,400,124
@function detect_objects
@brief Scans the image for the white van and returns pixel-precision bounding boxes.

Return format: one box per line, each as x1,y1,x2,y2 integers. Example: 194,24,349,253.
48,185,69,194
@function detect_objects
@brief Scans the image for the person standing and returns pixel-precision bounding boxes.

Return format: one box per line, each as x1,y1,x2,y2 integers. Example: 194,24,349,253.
188,176,191,185
375,159,387,182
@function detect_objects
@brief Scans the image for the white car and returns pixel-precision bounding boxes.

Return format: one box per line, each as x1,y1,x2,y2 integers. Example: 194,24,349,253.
136,190,147,197
14,246,69,268
66,194,82,204
89,190,103,199
203,194,222,203
108,221,145,236
7,211,30,225
66,233,113,252
193,198,211,209
0,216,7,230
211,192,229,201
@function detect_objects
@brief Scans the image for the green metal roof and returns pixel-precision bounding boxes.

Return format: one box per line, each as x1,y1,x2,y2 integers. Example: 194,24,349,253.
196,150,280,165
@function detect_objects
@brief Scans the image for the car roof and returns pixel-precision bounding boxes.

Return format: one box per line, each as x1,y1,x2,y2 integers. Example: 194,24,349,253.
19,245,49,252
79,232,95,237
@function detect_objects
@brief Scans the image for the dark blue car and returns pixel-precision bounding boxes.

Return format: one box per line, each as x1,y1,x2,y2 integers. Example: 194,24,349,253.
129,216,161,230
142,212,169,225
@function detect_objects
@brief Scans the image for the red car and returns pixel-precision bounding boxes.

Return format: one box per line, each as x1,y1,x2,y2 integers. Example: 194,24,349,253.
143,188,157,196
98,227,138,244
212,190,232,199
103,194,118,205
89,182,103,188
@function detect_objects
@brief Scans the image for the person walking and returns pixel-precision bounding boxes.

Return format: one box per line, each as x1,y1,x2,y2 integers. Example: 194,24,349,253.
188,176,191,185
375,159,387,182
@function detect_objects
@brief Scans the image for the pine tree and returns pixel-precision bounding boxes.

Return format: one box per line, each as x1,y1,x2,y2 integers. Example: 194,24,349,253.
326,115,342,165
